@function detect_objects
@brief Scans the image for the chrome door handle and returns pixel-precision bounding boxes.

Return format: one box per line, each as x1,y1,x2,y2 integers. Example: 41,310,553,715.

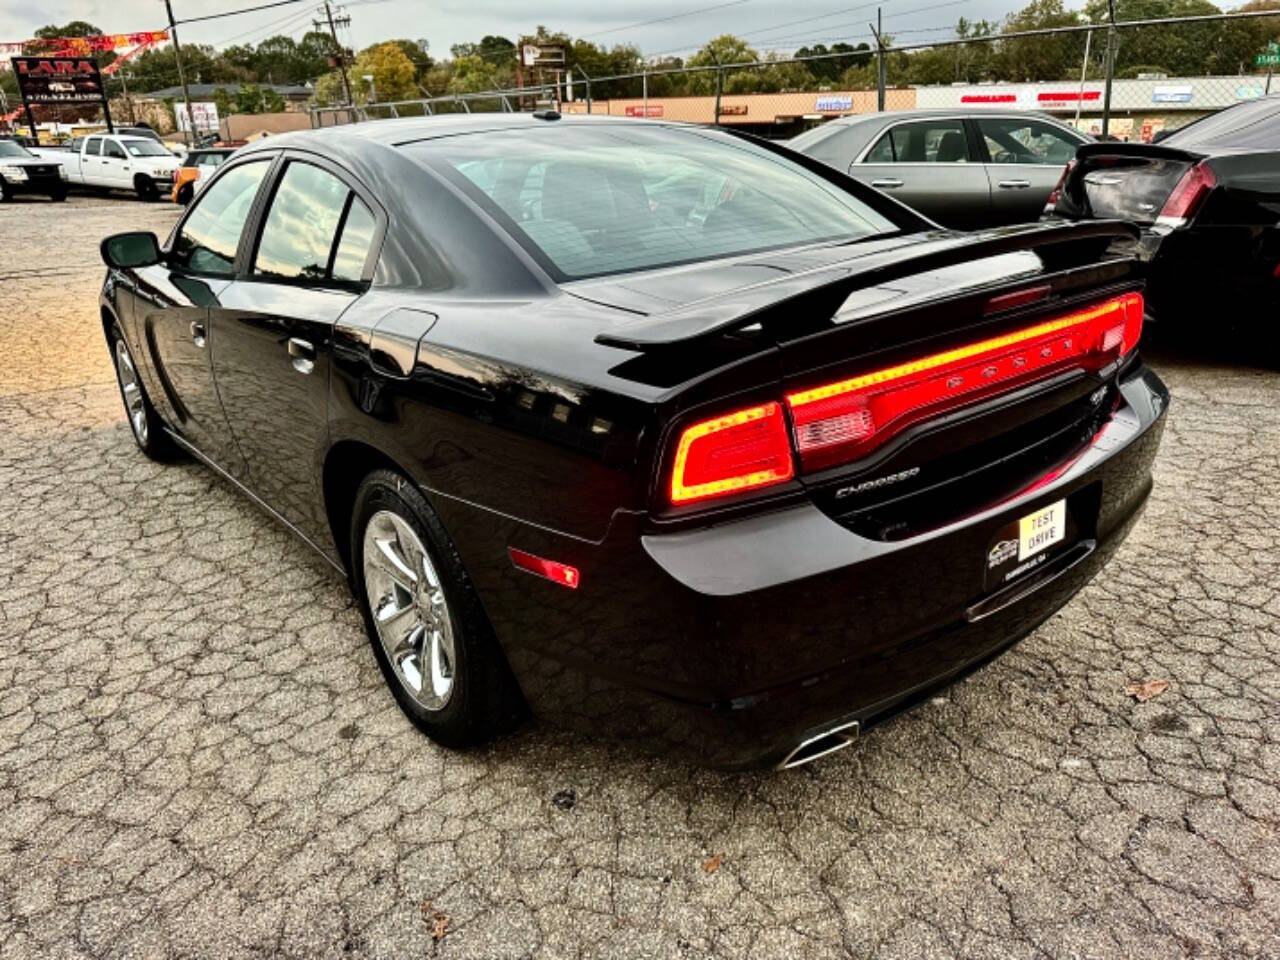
998,179,1032,189
288,337,315,374
870,178,904,188
189,320,206,348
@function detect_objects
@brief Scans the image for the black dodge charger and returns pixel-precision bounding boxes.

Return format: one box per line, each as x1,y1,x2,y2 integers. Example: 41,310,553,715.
99,114,1168,769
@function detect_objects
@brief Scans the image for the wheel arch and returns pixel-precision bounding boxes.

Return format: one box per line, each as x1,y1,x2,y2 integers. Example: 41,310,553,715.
321,438,410,576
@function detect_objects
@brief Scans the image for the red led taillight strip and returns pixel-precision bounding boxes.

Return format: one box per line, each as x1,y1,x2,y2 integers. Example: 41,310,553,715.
784,291,1143,472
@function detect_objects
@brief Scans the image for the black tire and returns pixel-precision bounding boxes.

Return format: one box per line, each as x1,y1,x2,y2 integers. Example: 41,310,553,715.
48,188,67,202
135,176,159,202
177,183,194,206
351,470,524,749
109,322,181,461
0,178,11,202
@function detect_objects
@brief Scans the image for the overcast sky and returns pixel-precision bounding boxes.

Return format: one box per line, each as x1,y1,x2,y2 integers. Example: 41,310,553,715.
0,0,1081,62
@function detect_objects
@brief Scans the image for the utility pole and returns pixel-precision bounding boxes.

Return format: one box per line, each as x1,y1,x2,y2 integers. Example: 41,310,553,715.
870,9,887,112
1101,0,1116,138
316,2,354,110
163,0,196,147
119,70,137,125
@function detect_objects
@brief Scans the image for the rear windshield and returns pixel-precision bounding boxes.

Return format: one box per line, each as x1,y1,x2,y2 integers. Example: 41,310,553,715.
408,124,899,280
1164,98,1280,149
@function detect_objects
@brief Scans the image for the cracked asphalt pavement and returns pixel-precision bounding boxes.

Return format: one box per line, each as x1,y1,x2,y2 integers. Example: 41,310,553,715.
2,195,1278,959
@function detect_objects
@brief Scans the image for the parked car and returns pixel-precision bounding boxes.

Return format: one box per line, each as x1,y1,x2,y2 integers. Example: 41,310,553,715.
1044,96,1280,347
31,133,180,200
0,136,68,201
98,115,1167,769
172,146,237,204
790,109,1088,229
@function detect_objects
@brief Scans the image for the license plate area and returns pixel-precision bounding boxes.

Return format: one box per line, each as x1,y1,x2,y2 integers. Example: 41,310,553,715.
984,484,1099,592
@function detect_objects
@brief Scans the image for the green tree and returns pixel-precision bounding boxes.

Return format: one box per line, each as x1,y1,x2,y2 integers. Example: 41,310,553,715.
998,0,1083,81
351,41,417,103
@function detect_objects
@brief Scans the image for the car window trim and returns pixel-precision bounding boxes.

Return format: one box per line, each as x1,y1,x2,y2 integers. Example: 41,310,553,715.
239,149,386,291
854,116,975,165
971,115,1084,166
162,153,280,282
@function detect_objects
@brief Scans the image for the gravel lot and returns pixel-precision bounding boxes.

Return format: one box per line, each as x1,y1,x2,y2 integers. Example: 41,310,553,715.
1,193,1278,960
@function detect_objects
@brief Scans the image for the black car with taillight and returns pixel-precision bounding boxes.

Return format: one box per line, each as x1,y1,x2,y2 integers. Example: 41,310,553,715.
1044,96,1280,351
96,115,1168,769
0,136,67,201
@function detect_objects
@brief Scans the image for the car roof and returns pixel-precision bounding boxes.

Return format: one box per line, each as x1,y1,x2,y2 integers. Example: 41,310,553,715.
237,112,673,153
825,107,1070,126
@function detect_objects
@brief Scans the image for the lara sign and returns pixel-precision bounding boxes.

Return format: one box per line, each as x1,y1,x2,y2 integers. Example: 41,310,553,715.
9,56,113,137
1257,42,1280,67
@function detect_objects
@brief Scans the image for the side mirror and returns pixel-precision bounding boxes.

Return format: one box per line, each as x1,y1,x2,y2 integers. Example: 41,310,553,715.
101,232,162,270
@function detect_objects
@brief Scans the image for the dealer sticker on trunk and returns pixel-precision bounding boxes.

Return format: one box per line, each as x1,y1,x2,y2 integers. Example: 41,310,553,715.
1018,499,1066,561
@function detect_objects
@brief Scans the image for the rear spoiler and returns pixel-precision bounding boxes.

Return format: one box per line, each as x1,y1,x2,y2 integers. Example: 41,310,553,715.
1075,141,1205,163
595,220,1139,351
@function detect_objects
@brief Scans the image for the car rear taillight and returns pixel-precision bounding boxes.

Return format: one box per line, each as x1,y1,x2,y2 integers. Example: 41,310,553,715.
1158,162,1216,224
1045,159,1076,211
664,293,1143,504
785,292,1143,472
669,401,794,504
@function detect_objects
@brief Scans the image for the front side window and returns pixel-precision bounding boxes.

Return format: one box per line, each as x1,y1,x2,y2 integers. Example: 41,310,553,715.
978,118,1079,165
410,124,899,280
253,161,362,282
864,120,970,163
103,140,127,160
125,140,172,157
171,160,271,276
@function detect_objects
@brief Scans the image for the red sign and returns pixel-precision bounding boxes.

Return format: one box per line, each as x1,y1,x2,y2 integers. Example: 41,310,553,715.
1037,90,1101,102
961,94,1017,103
625,105,663,117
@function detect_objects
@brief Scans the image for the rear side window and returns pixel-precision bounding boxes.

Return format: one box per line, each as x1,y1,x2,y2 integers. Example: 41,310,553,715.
253,160,374,283
331,198,376,282
865,120,970,163
172,160,271,276
84,137,102,157
977,117,1079,165
411,124,899,280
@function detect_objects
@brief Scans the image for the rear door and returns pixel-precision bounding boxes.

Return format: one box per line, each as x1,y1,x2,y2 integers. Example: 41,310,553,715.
973,116,1086,225
211,153,383,544
849,117,992,229
80,136,102,183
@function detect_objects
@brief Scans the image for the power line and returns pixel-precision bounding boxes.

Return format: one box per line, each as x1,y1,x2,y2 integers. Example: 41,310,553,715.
580,0,755,39
174,0,311,27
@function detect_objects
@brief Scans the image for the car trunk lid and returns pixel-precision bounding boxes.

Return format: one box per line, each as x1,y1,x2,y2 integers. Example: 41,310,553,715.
1052,142,1206,225
615,221,1144,534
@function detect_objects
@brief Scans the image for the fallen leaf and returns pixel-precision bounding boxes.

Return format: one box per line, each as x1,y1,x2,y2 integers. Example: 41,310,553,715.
1124,679,1169,702
431,912,450,942
419,899,433,919
702,854,722,874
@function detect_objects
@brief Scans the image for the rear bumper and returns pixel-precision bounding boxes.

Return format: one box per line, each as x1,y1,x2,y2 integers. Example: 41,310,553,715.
455,363,1168,768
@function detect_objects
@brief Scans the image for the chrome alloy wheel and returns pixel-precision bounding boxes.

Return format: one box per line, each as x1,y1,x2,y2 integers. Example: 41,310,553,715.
114,339,148,445
361,510,456,711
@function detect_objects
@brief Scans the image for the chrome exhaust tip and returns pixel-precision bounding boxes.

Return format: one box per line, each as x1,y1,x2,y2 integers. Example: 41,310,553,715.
777,720,860,770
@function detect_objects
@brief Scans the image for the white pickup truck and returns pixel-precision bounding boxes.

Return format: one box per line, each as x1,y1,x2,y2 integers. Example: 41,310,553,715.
32,133,181,201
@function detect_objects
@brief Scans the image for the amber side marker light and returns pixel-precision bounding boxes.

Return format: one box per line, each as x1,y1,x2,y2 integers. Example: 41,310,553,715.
508,547,580,589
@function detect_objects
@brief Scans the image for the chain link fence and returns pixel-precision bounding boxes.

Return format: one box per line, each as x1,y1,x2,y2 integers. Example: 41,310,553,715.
312,8,1280,142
